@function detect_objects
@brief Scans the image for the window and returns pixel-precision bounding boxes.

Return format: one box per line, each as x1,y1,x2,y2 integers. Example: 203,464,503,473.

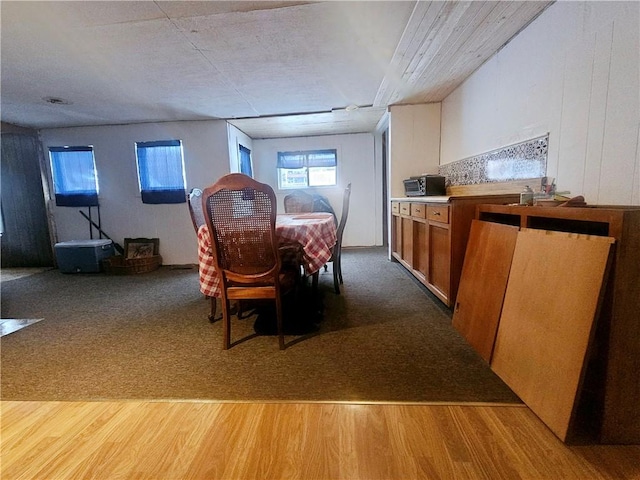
135,140,186,204
239,144,253,177
277,149,337,189
49,146,99,206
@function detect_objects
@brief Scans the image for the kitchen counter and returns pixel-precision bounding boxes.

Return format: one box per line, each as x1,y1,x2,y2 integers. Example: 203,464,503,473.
390,196,450,203
391,193,520,203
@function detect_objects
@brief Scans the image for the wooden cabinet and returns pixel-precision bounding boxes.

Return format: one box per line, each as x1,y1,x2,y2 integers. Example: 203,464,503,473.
391,194,517,307
392,201,451,303
427,219,450,299
476,204,640,445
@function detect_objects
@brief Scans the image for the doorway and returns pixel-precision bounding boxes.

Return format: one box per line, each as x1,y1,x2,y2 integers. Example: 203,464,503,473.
381,128,389,247
1,130,53,267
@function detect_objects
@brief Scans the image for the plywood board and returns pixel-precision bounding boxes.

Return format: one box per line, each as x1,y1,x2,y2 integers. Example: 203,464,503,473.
452,220,519,362
491,229,614,442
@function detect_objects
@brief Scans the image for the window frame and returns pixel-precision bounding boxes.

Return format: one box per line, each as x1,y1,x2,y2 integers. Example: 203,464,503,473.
135,139,187,204
48,145,99,207
276,149,337,190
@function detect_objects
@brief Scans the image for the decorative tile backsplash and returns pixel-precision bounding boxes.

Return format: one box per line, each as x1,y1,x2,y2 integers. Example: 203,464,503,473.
439,134,548,186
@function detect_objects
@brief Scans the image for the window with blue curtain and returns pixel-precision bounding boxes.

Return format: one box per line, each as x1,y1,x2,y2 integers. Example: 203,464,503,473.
135,140,186,204
277,149,337,189
239,144,253,177
49,146,99,206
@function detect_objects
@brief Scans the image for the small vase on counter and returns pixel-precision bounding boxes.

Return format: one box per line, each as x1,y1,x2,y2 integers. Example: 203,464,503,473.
520,185,534,206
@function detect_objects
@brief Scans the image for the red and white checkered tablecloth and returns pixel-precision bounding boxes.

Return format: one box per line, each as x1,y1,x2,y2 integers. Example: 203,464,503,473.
197,212,337,297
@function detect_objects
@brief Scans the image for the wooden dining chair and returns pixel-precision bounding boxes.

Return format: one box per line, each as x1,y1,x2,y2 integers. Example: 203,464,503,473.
187,188,206,233
187,187,219,322
312,193,337,225
284,190,314,213
202,173,299,350
327,183,351,294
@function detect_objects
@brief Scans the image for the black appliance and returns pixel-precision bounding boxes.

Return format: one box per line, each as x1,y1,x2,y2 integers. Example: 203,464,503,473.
403,175,446,197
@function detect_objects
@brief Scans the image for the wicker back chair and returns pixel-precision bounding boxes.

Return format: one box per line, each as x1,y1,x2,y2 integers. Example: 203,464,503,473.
284,190,314,213
188,187,220,321
202,173,297,350
187,188,206,233
328,183,352,294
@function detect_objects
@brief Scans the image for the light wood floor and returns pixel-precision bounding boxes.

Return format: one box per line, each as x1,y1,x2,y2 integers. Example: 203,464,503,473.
1,401,639,480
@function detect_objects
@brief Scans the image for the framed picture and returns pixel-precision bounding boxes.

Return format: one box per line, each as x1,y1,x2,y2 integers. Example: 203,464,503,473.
124,237,159,259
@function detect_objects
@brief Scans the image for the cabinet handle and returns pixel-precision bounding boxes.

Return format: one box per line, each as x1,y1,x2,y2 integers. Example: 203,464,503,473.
432,211,440,215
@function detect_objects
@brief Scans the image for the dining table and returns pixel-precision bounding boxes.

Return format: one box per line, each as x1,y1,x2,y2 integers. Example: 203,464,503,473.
197,212,337,298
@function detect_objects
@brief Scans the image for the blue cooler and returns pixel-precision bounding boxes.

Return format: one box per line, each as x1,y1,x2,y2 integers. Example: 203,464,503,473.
54,239,115,273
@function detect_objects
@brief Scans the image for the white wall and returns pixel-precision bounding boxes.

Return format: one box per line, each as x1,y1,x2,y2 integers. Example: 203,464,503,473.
441,1,640,205
39,120,231,265
388,103,441,198
39,123,379,265
252,133,378,247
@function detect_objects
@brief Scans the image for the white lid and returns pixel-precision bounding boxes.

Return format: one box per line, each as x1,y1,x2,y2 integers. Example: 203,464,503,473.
55,239,113,247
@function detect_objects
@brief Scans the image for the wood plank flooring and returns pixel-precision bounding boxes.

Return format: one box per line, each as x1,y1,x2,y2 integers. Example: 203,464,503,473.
2,401,639,479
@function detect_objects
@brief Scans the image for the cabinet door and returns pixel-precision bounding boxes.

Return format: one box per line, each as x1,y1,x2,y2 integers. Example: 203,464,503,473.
427,222,451,303
391,213,401,258
413,220,428,281
401,216,413,265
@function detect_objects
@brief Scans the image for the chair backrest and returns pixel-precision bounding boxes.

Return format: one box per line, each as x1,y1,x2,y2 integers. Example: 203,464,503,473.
202,174,280,280
312,193,338,225
284,190,314,213
336,183,352,244
187,188,206,233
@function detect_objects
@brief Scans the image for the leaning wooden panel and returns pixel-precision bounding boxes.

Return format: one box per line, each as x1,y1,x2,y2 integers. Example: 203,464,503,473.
491,229,614,442
452,220,519,362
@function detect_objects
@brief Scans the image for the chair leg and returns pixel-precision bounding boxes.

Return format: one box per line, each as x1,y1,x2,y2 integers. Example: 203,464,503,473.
338,255,344,284
221,298,231,350
333,262,340,294
311,271,319,299
208,296,217,322
275,294,285,350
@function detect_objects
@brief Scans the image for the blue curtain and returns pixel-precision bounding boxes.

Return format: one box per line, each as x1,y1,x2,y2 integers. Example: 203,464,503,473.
136,140,186,204
277,152,305,169
308,150,337,167
239,145,253,177
277,149,337,169
49,146,99,206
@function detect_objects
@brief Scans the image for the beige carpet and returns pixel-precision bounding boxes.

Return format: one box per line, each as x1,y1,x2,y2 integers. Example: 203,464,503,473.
0,248,521,404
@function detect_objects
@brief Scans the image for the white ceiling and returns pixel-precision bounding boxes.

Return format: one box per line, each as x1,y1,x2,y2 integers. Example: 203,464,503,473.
0,1,552,139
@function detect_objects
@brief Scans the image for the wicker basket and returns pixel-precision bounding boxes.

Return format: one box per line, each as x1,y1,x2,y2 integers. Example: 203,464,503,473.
103,255,162,275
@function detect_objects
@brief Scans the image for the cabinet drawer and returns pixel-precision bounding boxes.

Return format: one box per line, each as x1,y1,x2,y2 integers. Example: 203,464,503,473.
400,202,411,216
411,203,426,219
391,202,400,214
427,205,450,223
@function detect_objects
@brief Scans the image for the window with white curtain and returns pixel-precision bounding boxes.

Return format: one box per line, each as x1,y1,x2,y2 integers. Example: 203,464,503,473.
49,146,99,206
277,149,337,189
135,140,186,204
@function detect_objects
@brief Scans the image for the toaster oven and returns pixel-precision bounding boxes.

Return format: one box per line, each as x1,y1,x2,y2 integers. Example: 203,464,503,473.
403,175,446,197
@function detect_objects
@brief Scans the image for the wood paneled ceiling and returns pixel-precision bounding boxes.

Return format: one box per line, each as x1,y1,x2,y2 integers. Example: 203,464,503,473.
0,1,552,138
